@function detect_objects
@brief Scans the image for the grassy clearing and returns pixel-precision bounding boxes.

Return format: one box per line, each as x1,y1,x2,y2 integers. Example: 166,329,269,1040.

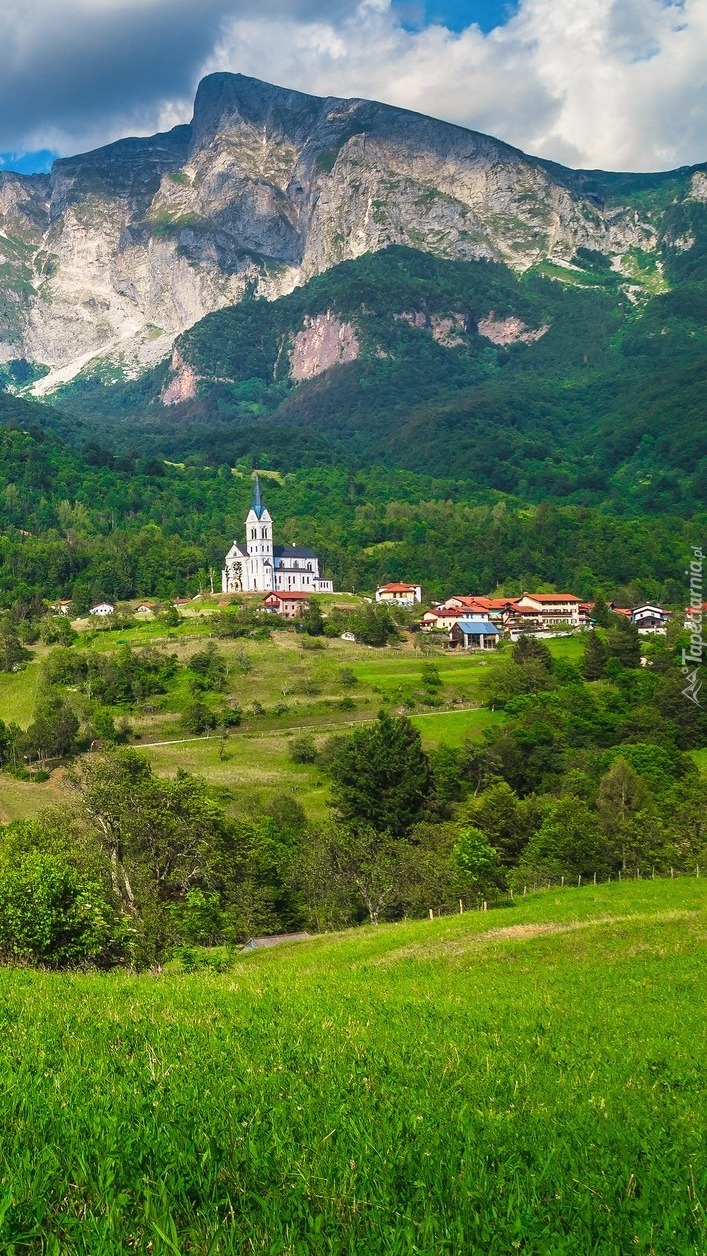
0,771,64,823
0,627,595,823
0,653,45,726
0,878,705,1252
409,706,504,746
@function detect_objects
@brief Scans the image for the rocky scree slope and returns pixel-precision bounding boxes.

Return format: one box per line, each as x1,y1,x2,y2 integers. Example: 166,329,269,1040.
0,72,694,388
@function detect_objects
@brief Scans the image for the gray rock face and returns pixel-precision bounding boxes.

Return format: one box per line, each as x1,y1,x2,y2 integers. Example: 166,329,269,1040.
0,72,673,381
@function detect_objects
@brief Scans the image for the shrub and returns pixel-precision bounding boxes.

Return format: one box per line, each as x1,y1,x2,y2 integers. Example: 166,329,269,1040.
289,735,319,764
40,617,77,646
0,854,129,969
169,890,224,945
181,701,218,734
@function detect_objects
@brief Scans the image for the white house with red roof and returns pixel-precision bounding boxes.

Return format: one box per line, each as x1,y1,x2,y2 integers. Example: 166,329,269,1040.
375,582,422,605
513,592,582,628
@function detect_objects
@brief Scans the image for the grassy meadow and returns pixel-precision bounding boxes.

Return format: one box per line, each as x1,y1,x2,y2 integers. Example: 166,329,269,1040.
0,611,504,821
0,877,705,1253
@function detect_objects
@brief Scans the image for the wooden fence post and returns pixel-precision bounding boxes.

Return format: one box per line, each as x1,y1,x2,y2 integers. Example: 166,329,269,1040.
459,899,464,914
429,908,434,920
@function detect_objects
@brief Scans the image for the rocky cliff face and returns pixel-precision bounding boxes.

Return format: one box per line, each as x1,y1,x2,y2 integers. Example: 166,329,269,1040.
0,72,694,388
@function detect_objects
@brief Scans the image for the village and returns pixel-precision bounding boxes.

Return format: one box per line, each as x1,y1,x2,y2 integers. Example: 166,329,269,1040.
45,480,700,648
48,583,698,651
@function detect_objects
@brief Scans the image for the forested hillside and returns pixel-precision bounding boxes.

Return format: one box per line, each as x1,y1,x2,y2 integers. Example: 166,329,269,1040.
48,243,707,513
0,409,700,607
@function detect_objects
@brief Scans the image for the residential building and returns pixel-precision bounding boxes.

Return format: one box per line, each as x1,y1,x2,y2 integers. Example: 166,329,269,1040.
263,591,311,619
631,604,670,634
421,607,483,632
449,619,501,650
513,592,582,628
439,595,493,616
222,476,333,595
684,602,707,631
375,583,422,605
89,602,115,616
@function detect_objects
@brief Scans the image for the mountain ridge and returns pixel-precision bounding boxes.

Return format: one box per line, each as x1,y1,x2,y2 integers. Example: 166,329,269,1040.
1,72,702,390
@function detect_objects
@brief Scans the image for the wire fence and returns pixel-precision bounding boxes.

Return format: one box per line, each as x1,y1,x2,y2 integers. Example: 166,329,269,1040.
424,865,703,919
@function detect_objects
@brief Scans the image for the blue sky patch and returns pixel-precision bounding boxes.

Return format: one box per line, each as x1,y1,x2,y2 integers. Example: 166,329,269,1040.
392,0,518,34
0,149,57,175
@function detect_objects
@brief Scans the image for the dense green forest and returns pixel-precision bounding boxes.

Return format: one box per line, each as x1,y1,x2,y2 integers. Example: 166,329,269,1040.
0,415,701,607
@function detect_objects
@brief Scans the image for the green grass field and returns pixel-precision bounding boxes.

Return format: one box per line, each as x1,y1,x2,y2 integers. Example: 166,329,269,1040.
0,877,704,1253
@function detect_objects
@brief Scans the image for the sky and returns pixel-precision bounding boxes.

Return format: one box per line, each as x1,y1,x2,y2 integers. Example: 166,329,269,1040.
1,0,705,176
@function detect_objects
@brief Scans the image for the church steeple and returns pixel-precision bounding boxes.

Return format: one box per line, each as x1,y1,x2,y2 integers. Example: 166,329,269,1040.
245,472,274,590
251,473,264,520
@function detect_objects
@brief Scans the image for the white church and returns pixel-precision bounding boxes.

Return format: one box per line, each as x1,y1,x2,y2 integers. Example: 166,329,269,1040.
222,476,334,595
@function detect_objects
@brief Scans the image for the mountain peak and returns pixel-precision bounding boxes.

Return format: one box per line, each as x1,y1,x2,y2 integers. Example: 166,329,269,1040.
190,72,330,151
0,72,697,387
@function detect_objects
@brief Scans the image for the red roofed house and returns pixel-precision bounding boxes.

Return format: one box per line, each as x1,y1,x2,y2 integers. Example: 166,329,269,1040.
440,595,491,614
375,583,422,605
441,595,520,626
263,591,311,619
514,592,582,628
420,608,468,632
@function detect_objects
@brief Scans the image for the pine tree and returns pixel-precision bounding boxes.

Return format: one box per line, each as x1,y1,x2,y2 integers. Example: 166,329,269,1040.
583,630,608,680
591,594,611,627
329,711,434,837
606,615,641,668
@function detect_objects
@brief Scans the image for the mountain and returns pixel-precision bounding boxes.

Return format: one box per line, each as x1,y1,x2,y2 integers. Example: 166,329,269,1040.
1,72,705,391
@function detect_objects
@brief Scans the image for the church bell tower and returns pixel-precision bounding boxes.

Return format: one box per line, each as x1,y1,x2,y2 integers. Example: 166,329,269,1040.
245,475,274,591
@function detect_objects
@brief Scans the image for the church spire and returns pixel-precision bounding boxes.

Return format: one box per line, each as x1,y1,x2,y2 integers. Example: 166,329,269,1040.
251,473,264,520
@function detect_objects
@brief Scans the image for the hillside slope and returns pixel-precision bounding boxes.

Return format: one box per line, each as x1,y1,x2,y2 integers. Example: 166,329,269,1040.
0,878,705,1251
51,246,707,512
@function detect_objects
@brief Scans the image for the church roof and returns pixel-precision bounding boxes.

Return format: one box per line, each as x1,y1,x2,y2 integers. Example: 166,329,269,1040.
273,545,318,559
251,474,265,520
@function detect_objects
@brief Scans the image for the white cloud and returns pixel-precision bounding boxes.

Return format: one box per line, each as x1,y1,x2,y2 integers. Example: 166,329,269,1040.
1,0,706,171
203,0,707,170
